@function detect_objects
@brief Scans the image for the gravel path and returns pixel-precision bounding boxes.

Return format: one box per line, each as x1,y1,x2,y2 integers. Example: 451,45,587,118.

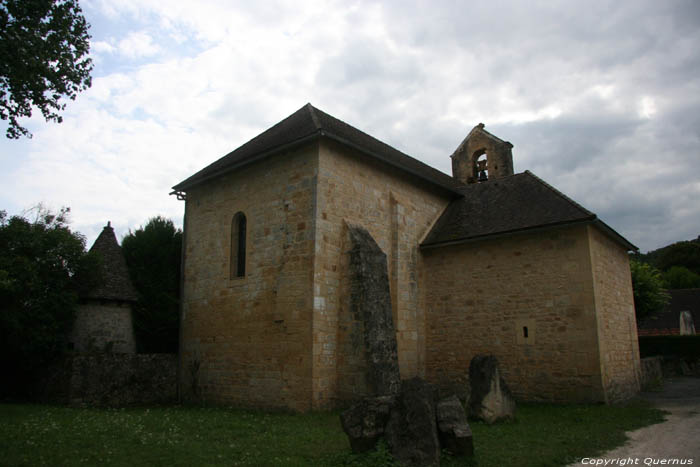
568,377,700,466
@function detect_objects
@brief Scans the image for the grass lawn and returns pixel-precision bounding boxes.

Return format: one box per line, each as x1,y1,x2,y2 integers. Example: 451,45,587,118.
0,401,665,466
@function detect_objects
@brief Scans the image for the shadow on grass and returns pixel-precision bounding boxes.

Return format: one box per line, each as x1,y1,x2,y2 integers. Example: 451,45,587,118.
0,400,665,467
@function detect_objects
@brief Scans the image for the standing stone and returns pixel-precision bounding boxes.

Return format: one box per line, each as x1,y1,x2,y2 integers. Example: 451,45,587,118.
436,395,474,456
348,224,401,396
340,395,396,453
385,378,440,467
680,311,696,335
468,355,516,424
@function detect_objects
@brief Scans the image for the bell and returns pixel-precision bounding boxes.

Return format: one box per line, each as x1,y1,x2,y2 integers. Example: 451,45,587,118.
478,170,488,182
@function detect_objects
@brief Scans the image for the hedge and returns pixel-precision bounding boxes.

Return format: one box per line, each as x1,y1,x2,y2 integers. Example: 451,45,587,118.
638,335,700,359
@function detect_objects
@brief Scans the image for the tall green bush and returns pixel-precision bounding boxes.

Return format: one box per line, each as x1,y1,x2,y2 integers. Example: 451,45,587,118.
121,216,182,353
0,207,99,397
630,259,670,323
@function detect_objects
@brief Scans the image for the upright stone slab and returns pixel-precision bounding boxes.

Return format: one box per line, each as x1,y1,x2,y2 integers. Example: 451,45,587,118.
340,395,396,453
348,224,401,396
385,377,440,467
680,311,696,335
468,355,515,424
436,394,473,456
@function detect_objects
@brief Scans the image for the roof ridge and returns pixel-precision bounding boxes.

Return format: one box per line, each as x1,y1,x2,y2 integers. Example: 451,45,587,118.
309,106,425,165
173,103,463,194
309,106,461,192
306,103,323,131
454,123,512,156
523,170,596,218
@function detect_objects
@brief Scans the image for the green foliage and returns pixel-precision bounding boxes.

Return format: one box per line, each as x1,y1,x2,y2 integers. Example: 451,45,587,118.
630,259,670,322
0,206,99,397
121,216,182,353
634,235,700,277
638,335,700,359
0,401,664,466
0,0,93,139
662,265,700,290
654,238,700,276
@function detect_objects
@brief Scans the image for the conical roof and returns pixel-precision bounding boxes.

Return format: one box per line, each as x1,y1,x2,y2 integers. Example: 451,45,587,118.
84,222,138,302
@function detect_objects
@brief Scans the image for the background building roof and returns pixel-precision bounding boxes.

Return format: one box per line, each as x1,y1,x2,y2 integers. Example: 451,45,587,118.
638,288,700,335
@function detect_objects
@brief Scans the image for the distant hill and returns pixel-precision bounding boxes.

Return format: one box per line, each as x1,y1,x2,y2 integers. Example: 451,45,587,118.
632,235,700,276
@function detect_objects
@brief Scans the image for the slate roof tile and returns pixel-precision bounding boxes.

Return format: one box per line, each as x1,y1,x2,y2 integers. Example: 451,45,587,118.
84,223,138,302
421,171,633,249
172,103,462,194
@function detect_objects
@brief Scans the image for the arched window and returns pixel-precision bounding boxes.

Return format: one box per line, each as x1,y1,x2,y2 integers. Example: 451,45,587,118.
474,150,488,182
230,212,246,278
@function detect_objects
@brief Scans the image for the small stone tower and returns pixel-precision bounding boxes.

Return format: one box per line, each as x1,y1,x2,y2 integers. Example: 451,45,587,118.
451,123,514,184
71,222,138,353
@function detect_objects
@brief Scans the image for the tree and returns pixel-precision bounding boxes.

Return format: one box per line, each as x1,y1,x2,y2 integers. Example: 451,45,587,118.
662,265,700,290
0,0,93,139
629,259,670,323
654,239,700,276
121,216,182,353
0,206,99,397
635,236,700,276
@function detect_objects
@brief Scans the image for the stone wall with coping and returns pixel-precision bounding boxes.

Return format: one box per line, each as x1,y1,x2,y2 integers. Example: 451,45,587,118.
180,145,318,411
422,225,607,403
313,140,451,408
67,353,177,406
71,302,136,353
588,226,641,402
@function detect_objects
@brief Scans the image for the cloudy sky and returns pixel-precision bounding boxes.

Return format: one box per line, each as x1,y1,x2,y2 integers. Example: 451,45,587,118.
1,0,698,252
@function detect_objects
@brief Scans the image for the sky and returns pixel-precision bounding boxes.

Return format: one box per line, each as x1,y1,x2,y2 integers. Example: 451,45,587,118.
1,0,699,253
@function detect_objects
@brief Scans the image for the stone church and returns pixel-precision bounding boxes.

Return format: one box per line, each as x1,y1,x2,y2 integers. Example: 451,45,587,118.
172,104,641,411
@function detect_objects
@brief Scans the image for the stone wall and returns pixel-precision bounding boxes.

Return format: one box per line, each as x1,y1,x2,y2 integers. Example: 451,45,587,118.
71,302,136,353
588,226,641,402
640,356,663,391
313,140,450,407
423,225,606,403
45,354,177,406
180,145,318,411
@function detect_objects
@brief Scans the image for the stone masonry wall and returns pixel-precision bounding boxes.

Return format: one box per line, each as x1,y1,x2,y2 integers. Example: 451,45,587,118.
313,140,451,407
180,145,317,411
423,225,606,403
71,302,136,353
588,226,641,402
67,354,177,406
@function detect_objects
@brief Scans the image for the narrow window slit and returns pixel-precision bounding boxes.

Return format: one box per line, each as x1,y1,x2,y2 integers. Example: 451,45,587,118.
231,212,246,278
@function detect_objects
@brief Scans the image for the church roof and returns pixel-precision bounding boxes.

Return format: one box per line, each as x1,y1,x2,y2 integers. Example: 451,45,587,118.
83,222,139,302
172,103,462,194
421,171,636,250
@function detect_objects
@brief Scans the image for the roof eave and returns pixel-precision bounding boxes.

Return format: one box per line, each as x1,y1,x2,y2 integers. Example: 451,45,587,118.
172,131,322,192
420,216,597,249
172,130,463,197
420,215,637,252
592,218,638,252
